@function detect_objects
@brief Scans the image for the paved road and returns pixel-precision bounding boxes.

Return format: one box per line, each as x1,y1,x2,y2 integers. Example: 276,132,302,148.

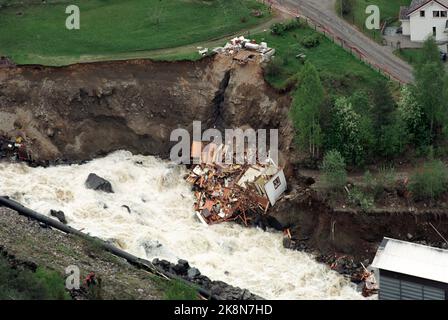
273,0,414,83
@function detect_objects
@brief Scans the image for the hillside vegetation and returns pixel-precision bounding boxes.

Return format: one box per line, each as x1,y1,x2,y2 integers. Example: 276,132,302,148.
0,0,270,65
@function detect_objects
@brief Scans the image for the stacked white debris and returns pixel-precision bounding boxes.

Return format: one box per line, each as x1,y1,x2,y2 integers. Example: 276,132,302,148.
211,36,275,61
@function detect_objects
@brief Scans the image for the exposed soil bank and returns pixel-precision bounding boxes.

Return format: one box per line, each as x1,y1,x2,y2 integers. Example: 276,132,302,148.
1,55,447,280
271,186,448,266
0,206,164,299
0,56,292,162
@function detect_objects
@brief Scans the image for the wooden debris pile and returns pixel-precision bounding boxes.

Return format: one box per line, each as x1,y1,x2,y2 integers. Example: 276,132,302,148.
185,159,286,226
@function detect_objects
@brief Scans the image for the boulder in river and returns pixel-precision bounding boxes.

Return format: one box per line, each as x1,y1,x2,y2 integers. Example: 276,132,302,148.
85,173,114,193
152,258,262,300
50,209,67,224
187,267,201,279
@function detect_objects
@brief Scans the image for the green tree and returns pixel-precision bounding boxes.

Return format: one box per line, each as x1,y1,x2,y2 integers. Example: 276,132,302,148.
320,150,347,190
420,36,441,64
371,80,395,131
398,85,429,146
414,37,448,142
291,62,325,158
327,97,364,165
370,81,406,158
377,115,407,158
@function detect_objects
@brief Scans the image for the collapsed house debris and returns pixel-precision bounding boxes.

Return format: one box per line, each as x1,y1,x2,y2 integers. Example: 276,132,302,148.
197,47,209,57
185,141,287,226
212,36,276,64
0,135,31,162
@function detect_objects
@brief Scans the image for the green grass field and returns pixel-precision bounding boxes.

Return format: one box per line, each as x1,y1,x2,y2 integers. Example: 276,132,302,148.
253,23,388,95
394,48,424,65
0,0,270,65
337,0,411,41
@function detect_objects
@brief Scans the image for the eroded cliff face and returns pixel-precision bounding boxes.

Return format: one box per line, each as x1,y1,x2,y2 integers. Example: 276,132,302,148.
0,55,292,161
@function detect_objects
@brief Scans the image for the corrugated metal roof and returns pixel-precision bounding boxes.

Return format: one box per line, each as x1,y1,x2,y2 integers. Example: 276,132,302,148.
372,237,448,284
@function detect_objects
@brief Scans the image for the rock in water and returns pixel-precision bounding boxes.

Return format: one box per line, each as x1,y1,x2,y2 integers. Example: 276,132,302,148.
50,209,67,224
173,259,190,274
85,173,114,193
187,268,201,279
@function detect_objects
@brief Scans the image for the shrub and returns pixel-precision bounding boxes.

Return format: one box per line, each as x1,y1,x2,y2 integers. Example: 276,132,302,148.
270,19,302,35
409,160,448,201
321,150,347,190
163,280,198,300
0,256,70,300
336,0,355,17
364,165,396,199
264,57,283,78
301,34,321,48
348,187,374,211
377,165,396,189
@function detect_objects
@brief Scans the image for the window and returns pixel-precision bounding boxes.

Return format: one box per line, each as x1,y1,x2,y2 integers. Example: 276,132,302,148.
420,10,425,17
273,177,281,190
433,11,447,17
433,26,437,36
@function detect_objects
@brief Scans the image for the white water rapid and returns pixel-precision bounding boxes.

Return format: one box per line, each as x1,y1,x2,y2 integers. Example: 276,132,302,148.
0,150,365,300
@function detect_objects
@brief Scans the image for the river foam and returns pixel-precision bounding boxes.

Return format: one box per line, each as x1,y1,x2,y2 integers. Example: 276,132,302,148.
0,150,364,299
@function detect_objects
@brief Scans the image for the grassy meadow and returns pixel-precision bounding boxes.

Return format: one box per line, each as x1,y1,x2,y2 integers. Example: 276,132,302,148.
0,0,270,65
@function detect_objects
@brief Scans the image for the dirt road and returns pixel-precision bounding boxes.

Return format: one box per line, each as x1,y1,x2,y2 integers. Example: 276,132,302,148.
273,0,414,83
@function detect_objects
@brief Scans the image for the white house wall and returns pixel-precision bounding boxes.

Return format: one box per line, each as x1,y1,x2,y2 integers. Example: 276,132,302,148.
409,2,448,42
401,20,411,35
264,170,287,206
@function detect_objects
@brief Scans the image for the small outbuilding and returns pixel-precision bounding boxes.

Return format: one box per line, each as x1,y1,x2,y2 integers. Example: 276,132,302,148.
372,237,448,300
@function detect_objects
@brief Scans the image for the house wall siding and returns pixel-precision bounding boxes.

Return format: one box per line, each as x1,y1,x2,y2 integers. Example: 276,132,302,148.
401,20,411,35
409,2,448,42
379,270,448,300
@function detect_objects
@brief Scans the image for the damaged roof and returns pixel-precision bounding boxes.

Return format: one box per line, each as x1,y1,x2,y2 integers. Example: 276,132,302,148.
372,237,448,284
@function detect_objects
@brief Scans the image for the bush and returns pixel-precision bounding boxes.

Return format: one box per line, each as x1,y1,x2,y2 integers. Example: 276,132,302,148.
336,0,355,17
348,187,374,211
264,57,283,78
363,166,396,200
163,280,198,300
0,256,70,300
270,19,302,35
301,34,321,48
377,165,396,189
321,150,347,190
409,160,448,201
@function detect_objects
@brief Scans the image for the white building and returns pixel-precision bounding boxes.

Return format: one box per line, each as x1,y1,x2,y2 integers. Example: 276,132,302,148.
400,0,448,50
372,237,448,300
